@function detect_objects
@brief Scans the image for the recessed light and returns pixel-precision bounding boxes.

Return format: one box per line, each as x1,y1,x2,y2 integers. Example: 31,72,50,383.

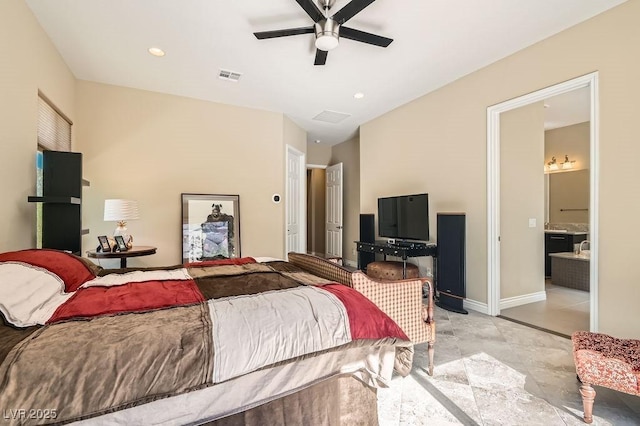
543,103,550,108
354,92,365,99
148,47,165,57
314,139,321,144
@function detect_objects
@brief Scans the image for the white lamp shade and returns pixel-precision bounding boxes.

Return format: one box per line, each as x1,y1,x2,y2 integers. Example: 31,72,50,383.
104,199,140,222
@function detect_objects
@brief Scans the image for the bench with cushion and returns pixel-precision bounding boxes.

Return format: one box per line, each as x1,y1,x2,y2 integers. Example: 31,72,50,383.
572,331,640,423
288,252,436,375
366,260,419,281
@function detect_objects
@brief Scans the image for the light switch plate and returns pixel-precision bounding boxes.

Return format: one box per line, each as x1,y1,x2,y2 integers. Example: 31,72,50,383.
528,218,537,228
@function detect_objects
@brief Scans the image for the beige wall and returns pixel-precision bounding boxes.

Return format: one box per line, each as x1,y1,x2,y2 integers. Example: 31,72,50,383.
545,121,590,172
283,116,307,156
306,142,332,166
75,81,296,267
500,103,545,299
361,1,640,337
330,137,360,265
0,0,76,252
549,170,590,224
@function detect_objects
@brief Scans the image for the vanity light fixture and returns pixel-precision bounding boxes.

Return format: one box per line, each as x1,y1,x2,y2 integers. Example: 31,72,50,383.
547,156,559,171
562,155,575,170
148,47,165,57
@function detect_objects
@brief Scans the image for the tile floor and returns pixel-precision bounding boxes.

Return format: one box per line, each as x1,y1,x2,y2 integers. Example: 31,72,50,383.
378,307,640,425
500,282,590,337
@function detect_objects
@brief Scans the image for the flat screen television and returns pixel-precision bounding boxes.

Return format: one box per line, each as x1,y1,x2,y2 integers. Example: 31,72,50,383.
378,193,429,241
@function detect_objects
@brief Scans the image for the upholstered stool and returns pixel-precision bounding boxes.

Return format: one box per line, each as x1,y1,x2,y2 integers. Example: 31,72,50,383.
572,331,640,424
366,261,419,281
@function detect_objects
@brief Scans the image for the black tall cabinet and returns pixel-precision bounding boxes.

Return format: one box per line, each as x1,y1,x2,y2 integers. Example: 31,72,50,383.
28,151,86,255
436,212,467,314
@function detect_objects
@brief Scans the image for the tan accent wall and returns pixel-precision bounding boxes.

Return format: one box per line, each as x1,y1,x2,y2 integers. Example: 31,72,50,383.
549,170,590,224
306,142,332,166
306,169,326,255
361,1,640,337
75,81,295,267
500,103,545,299
0,0,76,252
330,137,360,265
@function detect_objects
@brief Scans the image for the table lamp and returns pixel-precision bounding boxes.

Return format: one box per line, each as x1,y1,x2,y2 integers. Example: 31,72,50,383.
104,199,139,245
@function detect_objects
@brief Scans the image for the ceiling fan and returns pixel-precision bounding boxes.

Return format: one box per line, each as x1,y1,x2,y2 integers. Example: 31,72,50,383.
253,0,393,66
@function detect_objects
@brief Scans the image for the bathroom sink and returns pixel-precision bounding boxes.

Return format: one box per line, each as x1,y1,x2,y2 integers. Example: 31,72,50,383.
575,251,590,259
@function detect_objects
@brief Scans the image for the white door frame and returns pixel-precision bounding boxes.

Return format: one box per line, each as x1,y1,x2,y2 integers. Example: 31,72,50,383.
285,145,306,257
486,72,600,332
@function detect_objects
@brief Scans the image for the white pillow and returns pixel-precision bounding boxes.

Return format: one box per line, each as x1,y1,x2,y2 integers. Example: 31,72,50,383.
0,263,73,327
253,257,284,263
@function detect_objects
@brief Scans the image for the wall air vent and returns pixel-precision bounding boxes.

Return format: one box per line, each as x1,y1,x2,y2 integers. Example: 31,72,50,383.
218,69,242,82
313,110,351,124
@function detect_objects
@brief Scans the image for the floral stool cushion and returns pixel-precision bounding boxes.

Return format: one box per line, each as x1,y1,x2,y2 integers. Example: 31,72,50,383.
572,331,640,423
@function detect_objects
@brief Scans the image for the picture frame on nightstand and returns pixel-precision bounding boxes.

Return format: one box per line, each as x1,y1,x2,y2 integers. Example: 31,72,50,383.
97,235,111,252
114,235,128,252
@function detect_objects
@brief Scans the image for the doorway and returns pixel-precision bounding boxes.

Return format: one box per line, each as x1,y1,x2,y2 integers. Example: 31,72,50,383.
487,72,600,333
306,166,326,256
305,163,344,259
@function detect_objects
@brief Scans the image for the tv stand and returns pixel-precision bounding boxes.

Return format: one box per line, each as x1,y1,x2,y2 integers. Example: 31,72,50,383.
355,240,437,279
392,240,427,249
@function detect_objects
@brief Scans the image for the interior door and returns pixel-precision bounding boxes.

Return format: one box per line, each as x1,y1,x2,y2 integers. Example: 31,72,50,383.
286,146,305,255
325,163,343,257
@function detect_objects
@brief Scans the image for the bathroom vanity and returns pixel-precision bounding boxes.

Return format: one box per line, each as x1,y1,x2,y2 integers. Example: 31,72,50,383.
544,230,588,277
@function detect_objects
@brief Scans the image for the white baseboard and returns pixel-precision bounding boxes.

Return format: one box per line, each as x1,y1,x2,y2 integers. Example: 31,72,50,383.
463,299,489,315
499,291,546,310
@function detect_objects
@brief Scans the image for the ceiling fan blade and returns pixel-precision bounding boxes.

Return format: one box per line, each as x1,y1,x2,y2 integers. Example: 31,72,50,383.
332,0,376,24
295,0,325,23
340,26,392,47
314,49,328,65
254,26,315,39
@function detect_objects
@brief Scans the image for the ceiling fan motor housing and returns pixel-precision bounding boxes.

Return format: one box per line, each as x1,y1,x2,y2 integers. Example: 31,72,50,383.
314,19,340,51
318,0,337,10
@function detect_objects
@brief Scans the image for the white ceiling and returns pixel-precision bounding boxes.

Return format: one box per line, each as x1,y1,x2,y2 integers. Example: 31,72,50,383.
544,87,591,130
25,0,624,146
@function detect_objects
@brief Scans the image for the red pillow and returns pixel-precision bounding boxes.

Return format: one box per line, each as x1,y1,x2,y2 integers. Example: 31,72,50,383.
0,249,96,292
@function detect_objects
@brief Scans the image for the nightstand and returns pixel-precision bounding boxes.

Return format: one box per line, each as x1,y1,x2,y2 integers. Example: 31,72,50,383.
87,245,157,268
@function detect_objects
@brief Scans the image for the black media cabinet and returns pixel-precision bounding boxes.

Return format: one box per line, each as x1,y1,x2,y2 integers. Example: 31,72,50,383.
355,240,437,280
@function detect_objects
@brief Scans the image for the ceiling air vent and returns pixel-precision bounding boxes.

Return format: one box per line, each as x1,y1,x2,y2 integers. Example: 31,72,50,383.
313,110,351,124
218,69,242,82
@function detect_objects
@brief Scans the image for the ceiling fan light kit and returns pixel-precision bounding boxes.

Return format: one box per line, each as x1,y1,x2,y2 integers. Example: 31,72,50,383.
253,0,392,65
315,19,339,51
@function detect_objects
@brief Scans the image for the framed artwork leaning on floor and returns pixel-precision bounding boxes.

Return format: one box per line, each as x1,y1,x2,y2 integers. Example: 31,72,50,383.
181,193,240,264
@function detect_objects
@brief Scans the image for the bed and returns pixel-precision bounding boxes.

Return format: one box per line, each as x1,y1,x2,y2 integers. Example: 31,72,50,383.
0,249,435,425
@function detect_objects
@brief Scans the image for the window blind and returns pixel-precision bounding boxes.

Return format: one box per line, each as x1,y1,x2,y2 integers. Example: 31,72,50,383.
37,94,72,151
